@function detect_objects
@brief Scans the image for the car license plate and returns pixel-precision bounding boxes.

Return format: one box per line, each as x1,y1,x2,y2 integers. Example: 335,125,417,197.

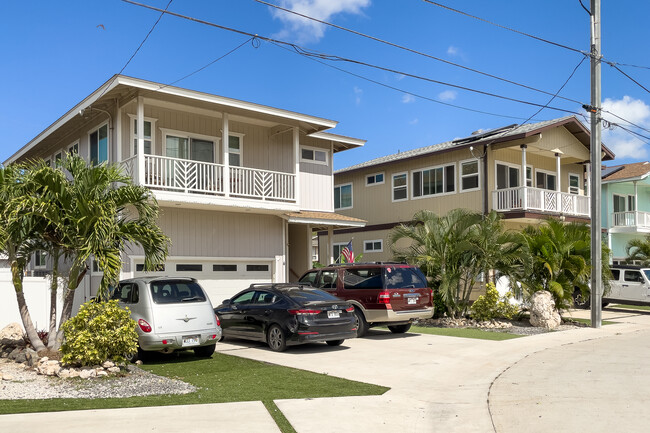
328,310,340,319
407,297,418,305
182,335,200,347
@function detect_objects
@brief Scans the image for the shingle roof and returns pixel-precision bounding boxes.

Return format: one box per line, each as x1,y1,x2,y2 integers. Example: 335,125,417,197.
336,115,608,174
602,161,650,181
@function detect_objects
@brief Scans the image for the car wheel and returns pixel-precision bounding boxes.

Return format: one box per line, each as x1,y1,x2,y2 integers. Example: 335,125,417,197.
326,339,344,346
387,323,412,334
572,289,590,309
194,343,216,358
267,324,287,352
353,308,368,338
126,346,147,363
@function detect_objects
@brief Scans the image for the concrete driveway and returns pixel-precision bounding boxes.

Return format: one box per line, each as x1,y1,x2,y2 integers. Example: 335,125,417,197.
216,308,650,433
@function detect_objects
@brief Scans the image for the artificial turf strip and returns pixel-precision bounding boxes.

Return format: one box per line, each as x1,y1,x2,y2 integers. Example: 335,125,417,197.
563,317,615,326
264,401,297,433
0,352,389,417
409,325,524,340
607,303,650,312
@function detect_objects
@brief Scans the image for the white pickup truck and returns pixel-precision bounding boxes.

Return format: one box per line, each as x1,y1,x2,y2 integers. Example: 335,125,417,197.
574,265,650,308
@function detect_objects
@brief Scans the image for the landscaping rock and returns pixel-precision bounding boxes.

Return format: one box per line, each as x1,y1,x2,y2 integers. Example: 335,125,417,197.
25,348,39,367
37,360,61,376
102,360,115,369
0,323,24,346
530,291,561,329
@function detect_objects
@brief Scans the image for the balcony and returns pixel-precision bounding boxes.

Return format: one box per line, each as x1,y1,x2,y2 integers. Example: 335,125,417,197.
120,155,296,203
492,186,590,218
611,211,650,231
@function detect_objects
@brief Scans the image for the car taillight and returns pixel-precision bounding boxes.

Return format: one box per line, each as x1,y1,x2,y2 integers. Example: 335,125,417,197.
215,314,221,327
208,334,217,340
162,338,173,345
288,309,322,315
345,306,354,312
138,319,152,333
378,291,391,304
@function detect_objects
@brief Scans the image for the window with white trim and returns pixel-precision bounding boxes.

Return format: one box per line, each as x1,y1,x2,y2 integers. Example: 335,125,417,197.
460,159,480,191
412,164,455,198
89,123,108,165
569,173,581,195
333,243,347,262
392,172,408,201
536,169,557,191
163,130,216,163
366,172,384,186
69,142,79,155
228,134,244,167
34,251,47,269
130,117,156,155
334,183,353,209
364,240,383,253
301,146,328,165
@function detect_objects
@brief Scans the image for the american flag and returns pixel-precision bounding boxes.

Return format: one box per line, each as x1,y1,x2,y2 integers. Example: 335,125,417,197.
341,240,354,263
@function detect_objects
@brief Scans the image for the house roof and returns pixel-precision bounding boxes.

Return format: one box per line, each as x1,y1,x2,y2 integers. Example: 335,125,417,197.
336,115,615,175
282,211,366,230
4,75,364,165
602,161,650,182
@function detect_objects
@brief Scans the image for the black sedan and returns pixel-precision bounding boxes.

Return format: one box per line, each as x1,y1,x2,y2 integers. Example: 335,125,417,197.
214,283,357,351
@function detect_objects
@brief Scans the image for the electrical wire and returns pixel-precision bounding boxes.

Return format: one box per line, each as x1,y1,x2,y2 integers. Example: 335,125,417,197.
423,0,650,71
253,0,585,107
607,62,650,95
121,0,585,116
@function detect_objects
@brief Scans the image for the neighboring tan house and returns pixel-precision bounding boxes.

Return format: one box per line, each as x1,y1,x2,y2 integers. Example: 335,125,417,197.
3,75,366,309
602,161,650,263
320,116,614,263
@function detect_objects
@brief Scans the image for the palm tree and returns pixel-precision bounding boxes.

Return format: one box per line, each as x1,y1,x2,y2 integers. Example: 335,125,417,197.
626,236,650,265
389,209,482,318
517,219,609,310
4,154,171,350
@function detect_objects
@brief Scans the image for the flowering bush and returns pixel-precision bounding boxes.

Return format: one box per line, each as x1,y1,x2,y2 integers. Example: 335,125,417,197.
470,283,519,321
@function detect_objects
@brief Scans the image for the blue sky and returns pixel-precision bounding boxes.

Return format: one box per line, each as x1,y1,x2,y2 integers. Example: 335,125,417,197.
1,0,649,170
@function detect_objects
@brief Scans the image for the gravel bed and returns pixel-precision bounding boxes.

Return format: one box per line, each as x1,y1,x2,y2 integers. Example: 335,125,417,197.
0,358,196,400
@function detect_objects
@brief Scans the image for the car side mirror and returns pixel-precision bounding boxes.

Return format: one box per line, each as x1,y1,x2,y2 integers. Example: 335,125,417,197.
222,299,231,306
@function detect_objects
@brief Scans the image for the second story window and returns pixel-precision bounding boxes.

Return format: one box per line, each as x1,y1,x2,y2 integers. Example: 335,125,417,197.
366,173,384,186
412,164,455,198
536,170,557,191
89,124,108,165
164,131,216,163
33,250,47,269
460,160,480,191
334,183,353,209
132,118,154,155
392,173,408,201
301,146,328,165
228,134,243,166
69,142,79,155
569,173,581,194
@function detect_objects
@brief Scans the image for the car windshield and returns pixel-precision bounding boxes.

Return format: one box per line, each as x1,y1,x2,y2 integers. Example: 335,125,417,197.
150,281,207,304
384,267,427,289
282,287,340,302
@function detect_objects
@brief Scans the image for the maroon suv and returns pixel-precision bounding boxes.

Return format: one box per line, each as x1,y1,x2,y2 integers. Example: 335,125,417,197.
299,262,433,337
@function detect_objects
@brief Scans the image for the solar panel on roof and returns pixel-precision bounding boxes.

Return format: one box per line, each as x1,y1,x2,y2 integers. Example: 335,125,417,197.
601,166,624,178
451,124,518,145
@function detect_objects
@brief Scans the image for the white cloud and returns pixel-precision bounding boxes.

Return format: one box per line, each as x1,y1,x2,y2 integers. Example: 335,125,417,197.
447,46,458,56
600,96,650,160
402,93,415,104
353,86,363,105
409,118,419,125
438,90,457,101
270,0,371,43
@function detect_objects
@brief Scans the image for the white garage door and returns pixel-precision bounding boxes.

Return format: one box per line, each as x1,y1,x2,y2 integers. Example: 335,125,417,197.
132,259,273,306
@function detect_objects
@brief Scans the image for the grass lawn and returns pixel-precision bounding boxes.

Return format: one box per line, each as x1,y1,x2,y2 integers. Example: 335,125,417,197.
607,303,650,312
0,352,388,432
409,325,524,340
563,317,615,326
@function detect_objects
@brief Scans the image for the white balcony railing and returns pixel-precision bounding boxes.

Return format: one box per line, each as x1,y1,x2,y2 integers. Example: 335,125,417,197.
121,155,296,202
612,211,650,228
492,186,590,217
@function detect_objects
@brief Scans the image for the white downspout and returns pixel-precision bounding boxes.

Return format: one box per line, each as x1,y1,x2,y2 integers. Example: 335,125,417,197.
137,96,145,185
293,127,300,204
521,144,527,210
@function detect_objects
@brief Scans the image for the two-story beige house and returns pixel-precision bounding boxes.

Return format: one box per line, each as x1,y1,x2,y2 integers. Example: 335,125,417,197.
322,116,614,263
5,75,366,306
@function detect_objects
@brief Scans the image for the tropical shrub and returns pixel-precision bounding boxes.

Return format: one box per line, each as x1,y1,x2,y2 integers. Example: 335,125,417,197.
61,300,138,366
470,283,520,321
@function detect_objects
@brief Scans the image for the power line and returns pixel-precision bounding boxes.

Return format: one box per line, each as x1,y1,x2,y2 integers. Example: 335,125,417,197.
607,62,650,95
268,40,531,121
122,0,585,116
253,0,585,106
423,0,650,71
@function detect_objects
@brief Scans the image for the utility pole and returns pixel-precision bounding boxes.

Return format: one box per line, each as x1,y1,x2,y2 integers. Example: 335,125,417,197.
589,0,602,328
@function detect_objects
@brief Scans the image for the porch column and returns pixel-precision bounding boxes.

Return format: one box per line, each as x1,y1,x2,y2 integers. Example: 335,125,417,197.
137,96,145,186
116,100,122,164
327,227,334,265
634,181,639,226
293,127,300,202
306,224,312,269
222,113,230,197
555,151,561,212
521,144,527,210
585,163,591,196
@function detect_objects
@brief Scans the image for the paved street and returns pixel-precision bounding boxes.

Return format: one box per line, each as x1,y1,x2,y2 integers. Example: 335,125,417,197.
2,307,650,432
